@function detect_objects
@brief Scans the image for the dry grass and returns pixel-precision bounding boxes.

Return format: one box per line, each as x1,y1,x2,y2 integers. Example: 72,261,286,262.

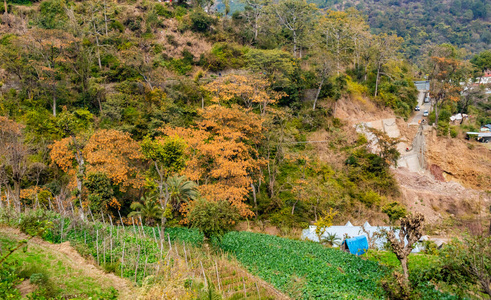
137,241,289,300
157,19,212,60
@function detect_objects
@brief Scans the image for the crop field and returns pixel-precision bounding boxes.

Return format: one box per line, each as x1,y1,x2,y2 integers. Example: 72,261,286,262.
219,231,459,300
219,231,387,299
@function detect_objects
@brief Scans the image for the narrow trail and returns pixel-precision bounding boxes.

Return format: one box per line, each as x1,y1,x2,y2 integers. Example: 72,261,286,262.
0,226,134,299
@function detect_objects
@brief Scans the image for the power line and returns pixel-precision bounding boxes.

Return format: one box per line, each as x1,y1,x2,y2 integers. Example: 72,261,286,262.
281,140,330,145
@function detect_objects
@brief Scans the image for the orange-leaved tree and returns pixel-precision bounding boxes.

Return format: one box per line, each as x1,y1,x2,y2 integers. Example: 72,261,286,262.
51,128,144,214
202,74,285,115
163,104,266,217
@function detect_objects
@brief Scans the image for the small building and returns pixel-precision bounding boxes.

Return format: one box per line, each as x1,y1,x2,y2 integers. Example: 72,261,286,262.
450,113,468,123
341,235,369,255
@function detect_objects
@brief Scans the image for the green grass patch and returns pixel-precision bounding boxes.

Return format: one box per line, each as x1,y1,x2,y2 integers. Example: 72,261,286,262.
0,234,118,299
364,249,440,272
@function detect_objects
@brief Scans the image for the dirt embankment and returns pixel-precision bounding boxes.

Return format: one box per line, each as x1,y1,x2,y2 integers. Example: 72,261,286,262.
333,95,395,126
331,95,491,228
393,168,490,225
426,130,491,190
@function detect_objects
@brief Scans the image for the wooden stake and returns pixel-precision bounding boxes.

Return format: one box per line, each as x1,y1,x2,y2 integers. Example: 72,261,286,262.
96,229,99,265
138,216,145,237
215,260,221,291
143,256,148,279
152,227,157,244
134,245,141,283
132,218,137,235
118,210,125,228
160,239,163,259
242,277,247,298
255,282,260,299
167,234,172,252
183,242,188,268
121,241,125,279
200,261,207,287
110,226,113,263
60,218,64,243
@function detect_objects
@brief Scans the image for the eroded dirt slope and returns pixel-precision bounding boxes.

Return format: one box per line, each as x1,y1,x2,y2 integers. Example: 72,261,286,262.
426,131,491,190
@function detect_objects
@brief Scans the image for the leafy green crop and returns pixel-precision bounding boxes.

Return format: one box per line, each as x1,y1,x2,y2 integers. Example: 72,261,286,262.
219,232,458,299
219,231,387,299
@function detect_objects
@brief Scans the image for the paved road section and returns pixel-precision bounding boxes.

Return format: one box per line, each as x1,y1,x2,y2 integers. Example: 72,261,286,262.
409,91,430,126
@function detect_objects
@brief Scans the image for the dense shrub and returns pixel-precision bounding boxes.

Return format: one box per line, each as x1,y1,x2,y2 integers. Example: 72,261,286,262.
189,9,216,33
188,199,239,238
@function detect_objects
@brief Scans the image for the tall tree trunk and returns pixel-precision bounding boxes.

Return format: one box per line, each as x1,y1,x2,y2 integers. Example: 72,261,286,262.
291,200,298,215
292,31,297,58
434,100,439,126
313,75,325,110
104,0,108,36
52,85,57,117
251,183,258,219
13,180,21,213
254,11,259,42
3,0,7,14
374,62,381,97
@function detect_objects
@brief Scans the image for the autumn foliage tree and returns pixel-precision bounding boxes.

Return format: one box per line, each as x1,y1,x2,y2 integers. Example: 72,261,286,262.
202,74,285,114
163,104,266,217
51,129,144,213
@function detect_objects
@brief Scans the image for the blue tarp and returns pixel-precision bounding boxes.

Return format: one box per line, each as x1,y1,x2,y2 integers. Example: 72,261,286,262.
342,235,369,255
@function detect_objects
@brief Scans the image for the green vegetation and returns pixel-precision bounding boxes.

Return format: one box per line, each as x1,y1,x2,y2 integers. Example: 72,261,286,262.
308,0,491,59
218,231,458,299
0,0,490,298
0,228,119,299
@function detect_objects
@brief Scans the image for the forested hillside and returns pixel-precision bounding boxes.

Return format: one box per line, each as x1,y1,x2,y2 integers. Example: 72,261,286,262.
310,0,491,59
1,0,491,299
0,0,423,228
0,0,489,237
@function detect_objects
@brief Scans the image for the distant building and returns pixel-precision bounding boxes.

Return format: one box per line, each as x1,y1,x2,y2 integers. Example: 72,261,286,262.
301,221,424,252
